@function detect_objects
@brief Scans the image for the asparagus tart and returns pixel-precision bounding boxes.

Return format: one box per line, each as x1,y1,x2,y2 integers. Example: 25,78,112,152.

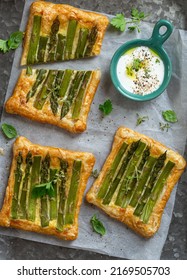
21,1,109,65
86,127,186,238
0,137,95,240
5,68,101,133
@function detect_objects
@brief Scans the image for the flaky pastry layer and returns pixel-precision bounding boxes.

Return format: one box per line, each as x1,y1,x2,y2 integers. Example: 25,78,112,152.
86,127,186,238
5,69,101,133
0,136,95,240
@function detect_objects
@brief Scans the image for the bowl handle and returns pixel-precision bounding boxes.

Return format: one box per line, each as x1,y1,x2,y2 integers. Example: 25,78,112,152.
150,19,173,47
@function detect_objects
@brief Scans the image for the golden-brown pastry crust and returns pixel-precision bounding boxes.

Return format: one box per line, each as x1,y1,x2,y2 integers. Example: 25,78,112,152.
21,1,109,65
86,127,186,238
0,136,95,240
5,69,101,133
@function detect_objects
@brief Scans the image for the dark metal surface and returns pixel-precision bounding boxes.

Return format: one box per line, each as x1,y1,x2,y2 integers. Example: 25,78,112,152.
0,0,187,260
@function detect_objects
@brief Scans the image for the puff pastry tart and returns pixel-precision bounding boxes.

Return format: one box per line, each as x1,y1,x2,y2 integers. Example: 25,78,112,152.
0,137,95,240
21,1,109,65
86,127,186,238
5,68,101,133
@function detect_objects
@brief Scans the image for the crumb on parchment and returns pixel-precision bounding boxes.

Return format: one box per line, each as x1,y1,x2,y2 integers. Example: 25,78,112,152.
0,148,4,156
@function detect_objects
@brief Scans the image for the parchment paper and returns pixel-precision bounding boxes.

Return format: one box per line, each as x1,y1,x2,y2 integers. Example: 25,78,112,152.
0,0,187,260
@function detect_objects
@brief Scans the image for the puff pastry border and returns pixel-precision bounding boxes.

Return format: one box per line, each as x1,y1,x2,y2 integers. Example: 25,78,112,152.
5,69,101,133
21,1,109,65
0,136,95,240
86,127,186,238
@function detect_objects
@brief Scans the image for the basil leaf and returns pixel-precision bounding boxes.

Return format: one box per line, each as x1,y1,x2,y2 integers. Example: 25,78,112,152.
90,214,106,236
162,110,178,123
1,123,17,139
7,31,24,50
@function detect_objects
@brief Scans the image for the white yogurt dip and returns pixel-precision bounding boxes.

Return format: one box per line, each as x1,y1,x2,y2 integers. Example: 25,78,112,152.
117,46,165,95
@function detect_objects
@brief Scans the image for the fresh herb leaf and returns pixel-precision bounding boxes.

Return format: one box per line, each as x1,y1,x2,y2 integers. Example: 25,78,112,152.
91,169,99,179
0,31,23,53
156,58,160,63
1,123,18,139
110,14,126,32
132,58,142,71
131,8,140,18
126,66,133,76
111,8,149,33
32,182,55,198
32,171,63,198
131,8,146,20
0,39,9,53
26,66,33,76
162,110,178,123
128,26,137,32
99,99,113,116
136,114,149,126
7,31,24,50
159,122,171,132
90,214,106,236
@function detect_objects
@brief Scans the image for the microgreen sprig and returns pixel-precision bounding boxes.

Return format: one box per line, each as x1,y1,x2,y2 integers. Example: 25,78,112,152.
136,114,149,126
32,171,65,198
159,122,171,132
99,99,113,116
110,8,149,33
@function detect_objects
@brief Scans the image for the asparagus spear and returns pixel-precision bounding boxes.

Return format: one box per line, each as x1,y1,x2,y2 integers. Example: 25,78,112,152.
140,160,175,223
19,152,32,219
27,15,42,64
67,71,85,103
50,70,64,115
37,36,48,63
65,19,78,59
56,34,66,61
34,70,57,110
75,28,89,58
102,141,140,205
49,169,58,220
97,142,128,200
26,69,48,102
11,152,23,219
61,71,85,118
120,147,150,208
72,71,92,119
84,26,98,57
134,152,166,216
115,141,146,208
58,69,74,98
40,154,50,227
28,155,41,221
56,160,68,231
60,101,70,119
129,156,157,208
47,17,60,62
64,160,82,225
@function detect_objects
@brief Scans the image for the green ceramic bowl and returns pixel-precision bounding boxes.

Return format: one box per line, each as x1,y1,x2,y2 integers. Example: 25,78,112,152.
110,19,173,101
